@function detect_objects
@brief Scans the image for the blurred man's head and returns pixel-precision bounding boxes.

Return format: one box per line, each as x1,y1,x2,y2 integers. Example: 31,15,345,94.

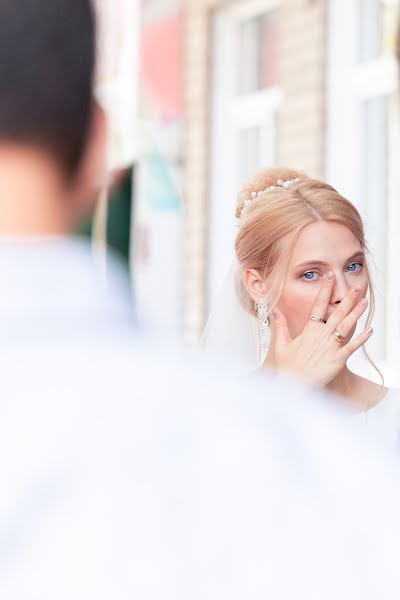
0,0,96,176
0,0,106,233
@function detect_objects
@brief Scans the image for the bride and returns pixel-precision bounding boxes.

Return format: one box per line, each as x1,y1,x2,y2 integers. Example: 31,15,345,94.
203,167,399,421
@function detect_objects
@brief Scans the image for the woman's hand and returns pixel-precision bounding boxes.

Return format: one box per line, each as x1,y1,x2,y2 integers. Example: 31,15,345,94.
269,274,373,387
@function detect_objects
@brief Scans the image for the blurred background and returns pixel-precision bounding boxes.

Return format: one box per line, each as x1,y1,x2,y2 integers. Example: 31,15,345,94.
94,0,400,384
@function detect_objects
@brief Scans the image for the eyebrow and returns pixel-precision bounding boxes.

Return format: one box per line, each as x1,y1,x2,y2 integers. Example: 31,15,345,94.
295,252,365,270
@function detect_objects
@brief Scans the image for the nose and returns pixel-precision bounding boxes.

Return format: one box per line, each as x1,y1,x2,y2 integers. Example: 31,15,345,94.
330,273,350,305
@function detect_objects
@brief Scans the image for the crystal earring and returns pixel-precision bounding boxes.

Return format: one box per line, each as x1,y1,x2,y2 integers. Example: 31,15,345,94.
257,297,271,356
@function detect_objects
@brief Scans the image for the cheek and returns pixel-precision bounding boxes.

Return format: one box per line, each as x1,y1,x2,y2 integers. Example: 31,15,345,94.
360,275,369,298
346,273,369,338
346,268,369,294
276,282,318,337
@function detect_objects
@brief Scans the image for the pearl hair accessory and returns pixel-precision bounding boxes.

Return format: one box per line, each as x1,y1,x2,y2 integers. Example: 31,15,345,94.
235,178,301,227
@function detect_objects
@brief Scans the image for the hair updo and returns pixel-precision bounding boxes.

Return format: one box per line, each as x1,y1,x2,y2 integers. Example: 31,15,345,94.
234,166,372,318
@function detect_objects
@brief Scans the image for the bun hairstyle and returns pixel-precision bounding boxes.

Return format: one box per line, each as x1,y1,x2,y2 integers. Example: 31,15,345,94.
234,166,379,378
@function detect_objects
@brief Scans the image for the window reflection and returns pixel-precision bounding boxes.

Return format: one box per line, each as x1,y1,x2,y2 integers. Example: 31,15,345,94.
359,0,399,62
237,10,279,94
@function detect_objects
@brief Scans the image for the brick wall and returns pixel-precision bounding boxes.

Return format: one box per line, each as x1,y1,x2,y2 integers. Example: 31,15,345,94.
279,0,326,177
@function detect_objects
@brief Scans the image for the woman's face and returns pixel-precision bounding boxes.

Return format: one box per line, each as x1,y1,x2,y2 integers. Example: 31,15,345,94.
274,221,369,339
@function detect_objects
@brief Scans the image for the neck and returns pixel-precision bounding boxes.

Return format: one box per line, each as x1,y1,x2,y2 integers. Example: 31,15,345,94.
0,146,74,236
325,365,355,399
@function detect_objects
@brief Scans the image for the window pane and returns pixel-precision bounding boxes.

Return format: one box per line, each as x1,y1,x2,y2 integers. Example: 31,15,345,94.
261,11,279,88
237,116,277,186
237,10,279,94
382,0,400,55
359,0,399,62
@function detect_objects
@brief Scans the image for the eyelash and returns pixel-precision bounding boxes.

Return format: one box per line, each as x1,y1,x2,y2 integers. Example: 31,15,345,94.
301,262,364,281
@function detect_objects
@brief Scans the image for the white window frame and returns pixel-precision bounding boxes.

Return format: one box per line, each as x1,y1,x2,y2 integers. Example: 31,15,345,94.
327,0,400,383
209,0,281,306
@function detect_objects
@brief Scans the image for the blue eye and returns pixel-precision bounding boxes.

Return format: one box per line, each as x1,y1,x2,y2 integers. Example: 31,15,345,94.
346,262,363,273
302,271,318,281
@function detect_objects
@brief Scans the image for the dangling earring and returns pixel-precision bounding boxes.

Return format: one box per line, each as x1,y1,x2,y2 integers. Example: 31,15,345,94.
257,297,271,357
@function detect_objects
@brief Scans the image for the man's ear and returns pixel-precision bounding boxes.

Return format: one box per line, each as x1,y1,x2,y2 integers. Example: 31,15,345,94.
72,100,109,214
244,269,268,303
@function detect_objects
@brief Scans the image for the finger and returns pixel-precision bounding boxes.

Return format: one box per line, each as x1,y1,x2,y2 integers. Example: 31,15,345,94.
308,272,334,323
326,286,362,333
341,327,373,359
272,308,292,346
331,297,369,340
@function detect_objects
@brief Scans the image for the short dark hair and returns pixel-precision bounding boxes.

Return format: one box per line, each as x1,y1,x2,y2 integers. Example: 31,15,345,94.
0,0,95,176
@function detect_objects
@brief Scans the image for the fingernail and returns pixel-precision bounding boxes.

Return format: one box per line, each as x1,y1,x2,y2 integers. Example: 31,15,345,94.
327,272,334,280
272,309,278,319
367,327,373,335
360,298,368,307
354,287,361,294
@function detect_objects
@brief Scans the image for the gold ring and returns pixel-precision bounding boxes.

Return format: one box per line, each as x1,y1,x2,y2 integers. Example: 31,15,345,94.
309,315,323,323
332,330,346,344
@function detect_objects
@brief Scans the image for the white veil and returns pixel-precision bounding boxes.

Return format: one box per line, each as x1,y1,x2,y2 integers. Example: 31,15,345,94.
201,262,264,375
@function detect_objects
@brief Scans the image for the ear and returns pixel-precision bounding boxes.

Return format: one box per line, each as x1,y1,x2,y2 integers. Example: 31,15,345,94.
72,100,109,214
244,269,268,303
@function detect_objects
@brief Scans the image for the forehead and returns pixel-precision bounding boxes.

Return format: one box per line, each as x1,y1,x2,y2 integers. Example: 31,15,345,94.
287,221,363,266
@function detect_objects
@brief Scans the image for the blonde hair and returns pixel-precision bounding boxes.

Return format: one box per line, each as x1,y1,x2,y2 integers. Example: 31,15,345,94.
234,167,381,382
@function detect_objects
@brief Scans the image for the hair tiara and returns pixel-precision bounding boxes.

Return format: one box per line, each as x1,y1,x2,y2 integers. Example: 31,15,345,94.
235,177,301,227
